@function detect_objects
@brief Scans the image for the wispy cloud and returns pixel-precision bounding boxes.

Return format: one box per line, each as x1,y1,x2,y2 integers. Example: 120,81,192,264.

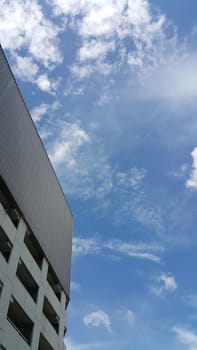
48,122,90,169
83,310,112,333
172,325,197,350
116,307,135,326
151,273,177,296
105,240,163,263
182,295,197,308
72,237,163,263
44,120,163,233
72,237,100,256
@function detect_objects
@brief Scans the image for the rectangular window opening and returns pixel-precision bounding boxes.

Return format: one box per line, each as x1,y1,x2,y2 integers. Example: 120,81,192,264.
5,208,20,228
7,297,34,345
24,230,43,269
0,280,3,297
43,297,59,334
38,333,54,350
47,265,61,302
0,184,20,228
0,226,13,262
16,259,39,302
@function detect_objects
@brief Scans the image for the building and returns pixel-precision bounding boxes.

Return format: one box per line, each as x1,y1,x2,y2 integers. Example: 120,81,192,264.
0,45,72,349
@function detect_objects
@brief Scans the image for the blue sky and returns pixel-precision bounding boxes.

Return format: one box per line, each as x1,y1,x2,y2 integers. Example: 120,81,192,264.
2,0,197,349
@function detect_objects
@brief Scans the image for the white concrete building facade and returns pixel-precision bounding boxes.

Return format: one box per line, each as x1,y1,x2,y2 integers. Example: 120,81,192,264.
0,201,67,350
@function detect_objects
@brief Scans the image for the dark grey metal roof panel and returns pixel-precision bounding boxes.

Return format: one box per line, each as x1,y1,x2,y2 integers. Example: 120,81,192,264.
0,45,72,297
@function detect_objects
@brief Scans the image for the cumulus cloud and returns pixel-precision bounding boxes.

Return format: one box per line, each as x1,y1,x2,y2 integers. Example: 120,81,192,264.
36,74,61,94
0,0,62,67
83,310,112,333
151,273,177,296
186,148,197,189
49,0,170,79
0,0,63,92
172,326,197,350
72,237,163,263
12,54,39,81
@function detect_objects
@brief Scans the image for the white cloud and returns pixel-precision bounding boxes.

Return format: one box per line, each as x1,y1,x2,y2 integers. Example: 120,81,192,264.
49,0,170,79
105,240,163,263
48,122,90,168
78,40,115,62
72,237,163,263
45,120,113,199
83,310,112,333
36,74,61,94
31,101,61,123
0,0,63,93
151,273,177,296
186,148,197,189
72,237,100,256
172,326,197,350
0,0,62,67
12,54,39,81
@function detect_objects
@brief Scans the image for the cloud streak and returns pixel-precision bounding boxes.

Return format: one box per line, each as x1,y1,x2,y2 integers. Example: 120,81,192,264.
172,326,197,350
72,237,163,263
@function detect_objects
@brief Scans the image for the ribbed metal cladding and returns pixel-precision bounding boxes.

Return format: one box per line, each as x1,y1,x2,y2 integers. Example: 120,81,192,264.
0,45,72,297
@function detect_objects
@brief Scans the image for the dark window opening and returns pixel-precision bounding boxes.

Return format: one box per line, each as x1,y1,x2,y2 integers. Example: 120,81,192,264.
38,333,54,350
0,182,21,228
5,208,20,228
0,280,3,297
16,259,39,302
0,226,13,262
7,297,34,345
0,345,7,350
24,230,43,268
43,297,59,334
47,265,61,301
